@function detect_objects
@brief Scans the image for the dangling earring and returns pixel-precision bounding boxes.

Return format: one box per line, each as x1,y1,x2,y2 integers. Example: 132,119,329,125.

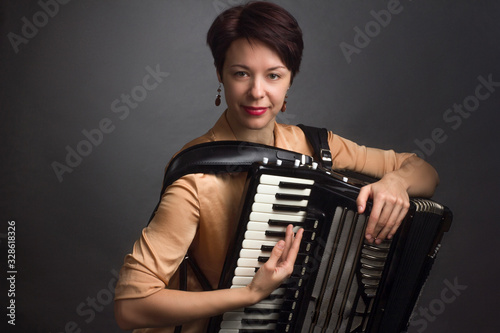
215,83,222,106
281,94,288,112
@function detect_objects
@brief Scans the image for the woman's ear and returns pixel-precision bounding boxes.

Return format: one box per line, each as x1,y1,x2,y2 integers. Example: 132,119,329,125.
216,70,222,84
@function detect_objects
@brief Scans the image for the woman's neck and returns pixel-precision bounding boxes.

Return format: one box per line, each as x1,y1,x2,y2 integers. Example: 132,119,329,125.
225,112,276,146
235,128,275,146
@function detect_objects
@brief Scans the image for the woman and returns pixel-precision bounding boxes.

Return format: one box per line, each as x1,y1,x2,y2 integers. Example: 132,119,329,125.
114,2,439,332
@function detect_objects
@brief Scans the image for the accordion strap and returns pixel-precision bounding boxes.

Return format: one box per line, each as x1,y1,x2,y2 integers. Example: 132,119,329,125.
297,124,332,170
162,140,311,193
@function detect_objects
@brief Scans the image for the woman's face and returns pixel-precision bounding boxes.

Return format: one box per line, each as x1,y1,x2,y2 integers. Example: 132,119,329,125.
219,38,291,137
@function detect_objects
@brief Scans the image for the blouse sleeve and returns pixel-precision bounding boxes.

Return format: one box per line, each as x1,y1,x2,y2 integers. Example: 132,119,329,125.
115,174,200,300
329,132,415,179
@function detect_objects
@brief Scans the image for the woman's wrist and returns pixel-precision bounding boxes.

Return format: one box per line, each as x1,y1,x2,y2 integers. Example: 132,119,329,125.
241,284,265,306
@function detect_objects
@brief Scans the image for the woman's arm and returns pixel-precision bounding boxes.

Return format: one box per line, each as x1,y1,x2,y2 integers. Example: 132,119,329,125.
115,225,303,330
356,155,439,244
115,285,257,330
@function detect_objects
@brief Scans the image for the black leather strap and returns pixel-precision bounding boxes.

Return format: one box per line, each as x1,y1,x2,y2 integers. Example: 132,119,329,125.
148,141,313,223
174,258,188,333
162,140,312,192
185,255,213,292
297,124,332,170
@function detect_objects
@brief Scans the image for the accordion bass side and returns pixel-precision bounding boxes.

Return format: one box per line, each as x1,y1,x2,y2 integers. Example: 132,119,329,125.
208,161,452,333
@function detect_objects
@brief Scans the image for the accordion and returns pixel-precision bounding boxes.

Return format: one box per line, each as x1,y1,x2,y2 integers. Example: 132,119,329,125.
208,160,452,333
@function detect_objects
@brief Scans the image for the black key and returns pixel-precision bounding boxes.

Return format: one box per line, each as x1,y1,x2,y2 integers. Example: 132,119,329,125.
272,204,305,213
265,230,316,241
268,218,318,229
278,181,312,189
244,307,279,314
275,193,309,201
265,230,286,238
260,245,274,252
258,256,269,263
261,242,313,253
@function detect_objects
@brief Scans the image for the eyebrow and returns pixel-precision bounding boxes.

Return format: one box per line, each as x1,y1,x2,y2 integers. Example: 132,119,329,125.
229,64,288,71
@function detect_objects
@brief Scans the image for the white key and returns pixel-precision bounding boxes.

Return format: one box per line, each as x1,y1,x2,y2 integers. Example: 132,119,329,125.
239,249,268,259
244,230,283,241
230,284,246,289
249,212,306,222
222,312,246,322
232,276,253,285
237,258,262,267
246,290,286,308
234,267,256,276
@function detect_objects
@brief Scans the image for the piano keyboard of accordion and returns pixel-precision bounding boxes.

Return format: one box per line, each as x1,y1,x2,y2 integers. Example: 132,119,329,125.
208,162,452,333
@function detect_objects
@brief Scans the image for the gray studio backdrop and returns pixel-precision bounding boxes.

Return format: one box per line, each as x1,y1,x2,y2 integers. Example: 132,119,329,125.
1,0,499,332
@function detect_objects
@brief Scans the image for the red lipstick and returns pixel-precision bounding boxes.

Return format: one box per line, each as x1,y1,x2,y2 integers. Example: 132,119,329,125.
243,106,267,116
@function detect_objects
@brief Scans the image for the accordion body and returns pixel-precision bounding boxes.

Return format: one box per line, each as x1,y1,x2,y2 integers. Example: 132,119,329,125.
208,161,452,333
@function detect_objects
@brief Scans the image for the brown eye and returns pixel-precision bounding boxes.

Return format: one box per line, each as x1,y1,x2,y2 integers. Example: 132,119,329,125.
235,71,248,77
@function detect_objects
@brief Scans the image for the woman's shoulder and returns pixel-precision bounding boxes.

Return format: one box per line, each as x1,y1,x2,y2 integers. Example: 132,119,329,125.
180,129,216,152
275,122,308,143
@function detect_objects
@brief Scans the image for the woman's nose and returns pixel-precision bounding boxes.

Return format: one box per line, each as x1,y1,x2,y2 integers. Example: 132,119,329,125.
249,78,265,99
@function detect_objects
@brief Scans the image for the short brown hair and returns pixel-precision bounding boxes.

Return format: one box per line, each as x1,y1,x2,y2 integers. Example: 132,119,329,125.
206,1,303,84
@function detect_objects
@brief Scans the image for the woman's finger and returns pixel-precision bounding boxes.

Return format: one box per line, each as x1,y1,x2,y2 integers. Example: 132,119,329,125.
265,240,285,268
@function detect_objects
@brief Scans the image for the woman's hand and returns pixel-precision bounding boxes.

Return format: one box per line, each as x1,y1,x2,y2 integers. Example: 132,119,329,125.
246,224,304,302
356,155,439,244
356,173,410,244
